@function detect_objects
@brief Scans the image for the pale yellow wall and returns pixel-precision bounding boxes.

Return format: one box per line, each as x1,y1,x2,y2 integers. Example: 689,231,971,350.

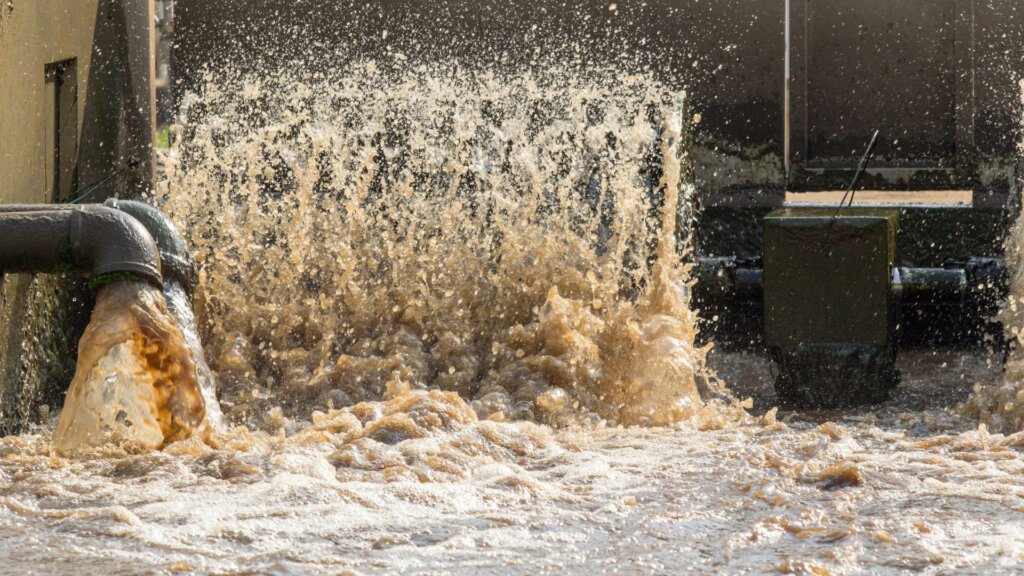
0,1,100,203
0,0,155,204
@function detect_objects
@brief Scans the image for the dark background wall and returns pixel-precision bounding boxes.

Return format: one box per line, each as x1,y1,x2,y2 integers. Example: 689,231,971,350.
173,0,1022,196
172,0,1023,351
172,0,1024,261
976,0,1024,159
173,0,787,163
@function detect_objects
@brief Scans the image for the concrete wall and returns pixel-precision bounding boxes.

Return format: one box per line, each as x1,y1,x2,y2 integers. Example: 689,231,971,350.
0,0,155,202
0,0,155,433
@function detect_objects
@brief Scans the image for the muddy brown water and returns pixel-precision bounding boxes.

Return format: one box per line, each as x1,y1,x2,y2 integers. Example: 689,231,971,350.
0,350,1019,575
0,65,1022,575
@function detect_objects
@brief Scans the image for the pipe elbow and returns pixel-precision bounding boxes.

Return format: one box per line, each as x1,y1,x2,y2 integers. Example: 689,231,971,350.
70,207,163,286
104,199,199,295
0,200,192,292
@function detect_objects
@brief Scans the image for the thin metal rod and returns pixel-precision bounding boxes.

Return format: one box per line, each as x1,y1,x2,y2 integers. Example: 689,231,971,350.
832,129,880,217
783,0,791,181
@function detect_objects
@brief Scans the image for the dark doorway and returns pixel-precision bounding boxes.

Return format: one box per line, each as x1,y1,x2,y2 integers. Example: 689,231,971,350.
45,59,79,203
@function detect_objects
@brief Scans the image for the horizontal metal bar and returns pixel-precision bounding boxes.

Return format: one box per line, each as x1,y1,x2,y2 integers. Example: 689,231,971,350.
695,257,1006,306
893,267,966,304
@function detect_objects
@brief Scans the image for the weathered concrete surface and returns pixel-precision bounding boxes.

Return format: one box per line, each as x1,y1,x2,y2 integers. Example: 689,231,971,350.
0,0,155,432
0,275,91,434
0,0,155,202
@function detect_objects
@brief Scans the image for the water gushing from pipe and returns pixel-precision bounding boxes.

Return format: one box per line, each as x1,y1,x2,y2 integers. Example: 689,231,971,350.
54,281,207,452
157,63,736,430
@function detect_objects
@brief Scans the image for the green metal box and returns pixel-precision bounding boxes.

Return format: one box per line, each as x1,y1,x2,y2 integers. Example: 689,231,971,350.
763,207,900,406
764,207,897,347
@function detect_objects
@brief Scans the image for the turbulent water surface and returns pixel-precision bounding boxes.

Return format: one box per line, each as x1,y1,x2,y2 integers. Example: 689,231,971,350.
0,65,1022,575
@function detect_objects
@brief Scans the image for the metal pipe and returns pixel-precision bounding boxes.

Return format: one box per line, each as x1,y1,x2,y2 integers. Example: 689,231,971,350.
893,267,967,304
693,256,764,302
0,206,162,286
0,200,195,295
103,199,198,295
695,257,1005,306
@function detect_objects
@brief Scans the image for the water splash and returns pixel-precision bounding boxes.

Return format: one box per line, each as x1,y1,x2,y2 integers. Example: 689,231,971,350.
156,61,734,430
3,55,1021,576
962,80,1024,432
53,281,207,453
163,280,226,431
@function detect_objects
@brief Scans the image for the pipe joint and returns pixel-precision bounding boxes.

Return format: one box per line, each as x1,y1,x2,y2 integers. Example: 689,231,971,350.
104,199,199,295
70,207,163,286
